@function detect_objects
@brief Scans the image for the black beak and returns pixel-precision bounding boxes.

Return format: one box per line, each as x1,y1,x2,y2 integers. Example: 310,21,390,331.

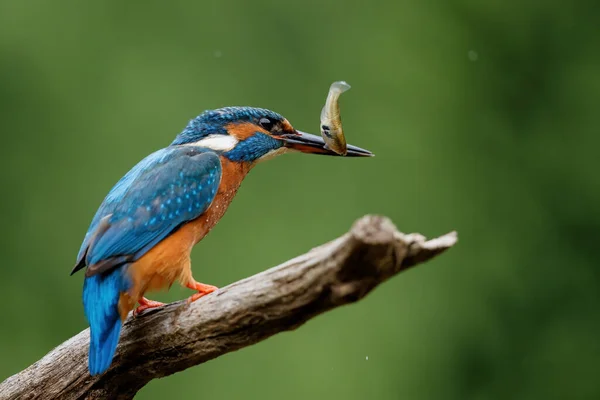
281,130,373,157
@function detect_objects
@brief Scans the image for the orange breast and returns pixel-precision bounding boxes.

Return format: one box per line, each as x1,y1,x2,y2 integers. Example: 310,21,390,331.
118,156,253,319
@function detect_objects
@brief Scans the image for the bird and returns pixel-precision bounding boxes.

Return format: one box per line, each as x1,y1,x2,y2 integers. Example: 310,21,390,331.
70,106,372,376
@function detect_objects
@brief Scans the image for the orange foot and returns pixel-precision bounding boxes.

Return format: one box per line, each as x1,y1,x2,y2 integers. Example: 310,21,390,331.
133,297,165,317
186,279,218,303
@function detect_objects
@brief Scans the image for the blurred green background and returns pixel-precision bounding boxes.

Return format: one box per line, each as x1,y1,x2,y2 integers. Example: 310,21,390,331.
1,0,599,398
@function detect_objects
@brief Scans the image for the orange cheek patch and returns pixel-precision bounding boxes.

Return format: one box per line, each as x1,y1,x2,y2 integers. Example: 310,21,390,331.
281,119,295,134
225,122,268,140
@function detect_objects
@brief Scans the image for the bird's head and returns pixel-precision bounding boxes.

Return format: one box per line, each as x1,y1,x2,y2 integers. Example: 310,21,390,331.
171,106,372,162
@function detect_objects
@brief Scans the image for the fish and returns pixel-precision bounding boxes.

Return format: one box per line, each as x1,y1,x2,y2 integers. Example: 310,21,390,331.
320,81,351,156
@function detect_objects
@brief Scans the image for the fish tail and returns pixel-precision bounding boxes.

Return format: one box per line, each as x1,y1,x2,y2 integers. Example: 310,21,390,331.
330,81,351,93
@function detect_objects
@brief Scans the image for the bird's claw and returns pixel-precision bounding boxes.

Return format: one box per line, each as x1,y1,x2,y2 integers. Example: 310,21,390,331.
133,297,165,317
186,281,218,303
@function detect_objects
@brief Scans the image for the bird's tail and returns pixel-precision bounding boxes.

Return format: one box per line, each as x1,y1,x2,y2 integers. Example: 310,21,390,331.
83,268,129,375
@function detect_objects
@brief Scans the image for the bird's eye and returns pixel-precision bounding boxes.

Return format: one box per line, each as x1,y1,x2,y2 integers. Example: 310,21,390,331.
258,118,274,131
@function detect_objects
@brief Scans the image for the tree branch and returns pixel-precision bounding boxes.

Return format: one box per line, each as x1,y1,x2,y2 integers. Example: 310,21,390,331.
0,215,457,400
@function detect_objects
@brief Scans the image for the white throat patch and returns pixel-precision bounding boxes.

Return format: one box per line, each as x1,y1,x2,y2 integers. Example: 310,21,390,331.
185,134,239,151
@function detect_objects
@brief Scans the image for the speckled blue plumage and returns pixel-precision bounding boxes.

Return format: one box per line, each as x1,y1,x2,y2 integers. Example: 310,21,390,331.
171,106,284,145
77,146,222,375
77,147,221,267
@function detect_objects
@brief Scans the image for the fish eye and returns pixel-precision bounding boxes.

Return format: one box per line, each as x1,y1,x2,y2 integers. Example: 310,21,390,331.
258,117,274,131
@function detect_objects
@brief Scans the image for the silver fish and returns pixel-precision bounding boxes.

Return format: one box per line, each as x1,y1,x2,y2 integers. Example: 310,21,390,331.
320,81,351,155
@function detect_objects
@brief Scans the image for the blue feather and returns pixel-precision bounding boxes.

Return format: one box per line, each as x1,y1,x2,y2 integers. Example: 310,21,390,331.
83,267,130,375
224,133,283,162
77,147,222,269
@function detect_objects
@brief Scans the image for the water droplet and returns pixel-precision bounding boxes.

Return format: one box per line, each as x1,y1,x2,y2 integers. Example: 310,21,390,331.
468,50,478,61
366,356,369,361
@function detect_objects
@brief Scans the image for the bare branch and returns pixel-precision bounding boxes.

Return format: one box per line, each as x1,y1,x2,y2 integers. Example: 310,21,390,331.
0,215,457,400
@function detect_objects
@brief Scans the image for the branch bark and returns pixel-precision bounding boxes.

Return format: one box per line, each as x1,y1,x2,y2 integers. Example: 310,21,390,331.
0,215,457,400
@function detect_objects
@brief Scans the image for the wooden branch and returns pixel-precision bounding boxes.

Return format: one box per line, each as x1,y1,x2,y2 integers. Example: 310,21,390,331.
0,215,457,400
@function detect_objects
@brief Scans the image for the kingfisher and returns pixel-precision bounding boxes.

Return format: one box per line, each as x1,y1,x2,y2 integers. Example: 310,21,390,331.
70,106,372,376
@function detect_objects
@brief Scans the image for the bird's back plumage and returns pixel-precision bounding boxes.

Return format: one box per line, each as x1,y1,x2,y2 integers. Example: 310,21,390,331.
74,147,222,275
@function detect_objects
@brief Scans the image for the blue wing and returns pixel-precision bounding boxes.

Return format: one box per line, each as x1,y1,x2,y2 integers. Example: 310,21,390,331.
72,146,222,276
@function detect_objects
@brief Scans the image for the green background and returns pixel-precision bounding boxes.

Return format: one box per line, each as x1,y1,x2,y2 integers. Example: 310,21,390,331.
1,0,599,399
